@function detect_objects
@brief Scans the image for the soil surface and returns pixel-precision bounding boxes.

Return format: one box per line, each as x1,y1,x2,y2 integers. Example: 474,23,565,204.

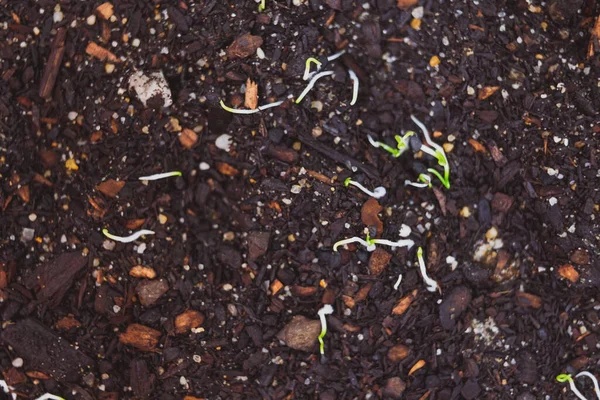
1,0,600,399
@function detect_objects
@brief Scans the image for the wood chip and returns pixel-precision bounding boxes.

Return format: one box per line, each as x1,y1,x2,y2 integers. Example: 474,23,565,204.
17,185,29,203
215,162,239,176
388,344,410,363
119,324,161,351
558,264,579,283
129,265,157,279
39,28,66,99
478,86,500,100
86,42,119,62
126,218,146,230
408,359,426,376
175,310,205,334
588,16,600,58
55,315,82,330
392,289,417,315
96,2,114,20
369,248,392,275
361,198,383,236
396,0,418,10
291,285,318,296
468,138,487,153
96,179,125,198
245,79,258,110
179,128,198,149
227,34,263,59
516,291,542,309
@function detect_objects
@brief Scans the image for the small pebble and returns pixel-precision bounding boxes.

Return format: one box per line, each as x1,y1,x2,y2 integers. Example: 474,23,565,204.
399,224,412,238
411,6,424,19
86,15,97,25
549,197,557,206
132,38,141,47
291,185,302,194
460,207,471,218
68,111,78,121
215,134,232,152
158,214,168,224
12,358,23,368
28,213,37,222
102,240,116,250
21,228,35,242
199,162,210,170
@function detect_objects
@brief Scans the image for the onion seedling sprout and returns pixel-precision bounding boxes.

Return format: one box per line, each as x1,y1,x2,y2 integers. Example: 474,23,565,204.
327,50,346,62
411,115,450,189
367,131,414,158
35,395,65,400
0,380,16,400
334,232,414,252
102,228,155,243
405,173,432,189
220,99,284,114
344,177,386,199
317,304,334,355
348,69,359,106
575,372,600,400
258,0,266,11
303,57,322,80
556,374,588,400
295,71,334,104
393,274,403,290
417,246,439,292
138,171,182,181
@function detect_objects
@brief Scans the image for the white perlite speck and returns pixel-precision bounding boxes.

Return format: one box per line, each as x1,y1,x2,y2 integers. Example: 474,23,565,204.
549,197,557,206
215,134,232,152
399,224,412,238
128,70,173,107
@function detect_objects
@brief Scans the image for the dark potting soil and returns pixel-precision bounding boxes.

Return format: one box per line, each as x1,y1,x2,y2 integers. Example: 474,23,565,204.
1,0,600,399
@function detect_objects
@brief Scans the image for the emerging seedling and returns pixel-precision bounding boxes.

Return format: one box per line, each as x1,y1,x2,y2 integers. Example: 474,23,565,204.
333,231,414,252
344,177,386,199
102,228,155,243
0,380,16,400
405,173,432,189
556,374,589,400
258,0,266,12
393,274,403,290
348,69,359,106
36,395,65,400
317,304,334,355
411,115,450,189
417,246,439,293
220,99,284,114
367,131,414,158
327,50,346,62
575,372,600,400
303,57,322,80
138,171,182,181
296,71,334,104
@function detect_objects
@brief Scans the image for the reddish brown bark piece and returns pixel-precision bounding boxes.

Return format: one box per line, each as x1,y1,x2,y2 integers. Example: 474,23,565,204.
175,310,205,334
96,179,125,198
119,324,161,351
369,248,391,275
478,86,500,100
131,359,155,398
245,78,258,109
24,252,87,308
135,279,169,306
516,291,542,309
227,34,263,59
86,42,119,62
179,128,198,149
247,231,270,261
361,198,383,236
388,344,410,363
291,285,318,296
396,0,417,10
39,28,66,99
0,318,93,382
439,286,471,330
392,289,417,315
558,264,579,283
267,145,299,163
276,315,321,352
56,315,82,330
491,192,514,213
383,377,406,399
570,249,590,265
588,16,600,58
96,2,114,20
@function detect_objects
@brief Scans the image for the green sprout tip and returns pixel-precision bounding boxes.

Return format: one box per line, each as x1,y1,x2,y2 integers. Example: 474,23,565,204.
303,57,323,80
317,304,334,355
411,115,450,189
258,0,266,12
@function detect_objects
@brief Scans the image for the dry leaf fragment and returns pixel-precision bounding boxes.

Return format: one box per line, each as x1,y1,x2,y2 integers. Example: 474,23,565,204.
175,310,205,334
388,344,410,362
96,2,114,20
126,218,146,230
468,138,487,153
478,86,500,100
397,0,418,10
408,359,426,376
392,289,417,315
25,371,51,380
588,16,600,58
96,179,125,198
361,198,383,236
17,185,30,203
119,324,161,351
86,42,119,62
558,264,579,283
516,291,542,309
245,79,258,110
56,315,82,330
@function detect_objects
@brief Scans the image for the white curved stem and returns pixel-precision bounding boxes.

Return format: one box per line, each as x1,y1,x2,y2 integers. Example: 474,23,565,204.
295,71,334,104
317,304,334,355
138,171,182,181
333,237,372,252
371,239,414,250
417,247,438,292
368,135,381,148
576,372,600,400
258,100,284,111
346,180,386,199
102,228,155,243
327,50,346,62
405,180,429,188
348,69,359,106
35,395,65,400
0,380,16,400
393,274,403,290
220,100,259,114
